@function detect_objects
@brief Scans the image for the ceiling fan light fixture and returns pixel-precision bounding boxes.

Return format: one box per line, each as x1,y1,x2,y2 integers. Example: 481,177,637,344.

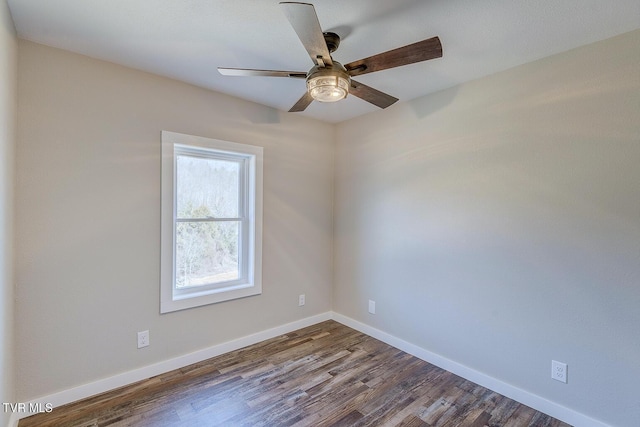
306,63,350,103
308,76,349,102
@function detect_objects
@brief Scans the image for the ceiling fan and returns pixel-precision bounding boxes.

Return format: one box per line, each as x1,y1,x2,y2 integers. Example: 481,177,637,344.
218,2,443,112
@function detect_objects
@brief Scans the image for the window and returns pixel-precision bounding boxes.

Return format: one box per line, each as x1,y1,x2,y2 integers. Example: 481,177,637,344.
161,131,263,313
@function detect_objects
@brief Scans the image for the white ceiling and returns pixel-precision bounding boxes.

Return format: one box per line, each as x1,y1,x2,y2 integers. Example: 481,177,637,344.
8,0,640,123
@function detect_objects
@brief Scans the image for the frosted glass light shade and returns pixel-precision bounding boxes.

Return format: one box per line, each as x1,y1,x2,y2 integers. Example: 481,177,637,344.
307,75,349,102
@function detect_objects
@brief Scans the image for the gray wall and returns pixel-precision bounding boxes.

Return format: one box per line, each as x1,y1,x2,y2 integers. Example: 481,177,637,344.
334,30,640,427
15,40,334,401
0,0,17,425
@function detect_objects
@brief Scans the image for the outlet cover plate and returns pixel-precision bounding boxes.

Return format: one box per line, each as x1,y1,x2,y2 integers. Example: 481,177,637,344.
551,360,567,383
137,330,150,349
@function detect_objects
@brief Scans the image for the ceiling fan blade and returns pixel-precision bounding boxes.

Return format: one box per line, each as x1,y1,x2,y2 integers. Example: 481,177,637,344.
349,80,399,109
280,2,333,67
218,67,307,78
289,91,314,112
345,36,442,77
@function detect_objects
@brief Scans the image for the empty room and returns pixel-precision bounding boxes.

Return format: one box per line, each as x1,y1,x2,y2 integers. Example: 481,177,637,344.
1,1,639,426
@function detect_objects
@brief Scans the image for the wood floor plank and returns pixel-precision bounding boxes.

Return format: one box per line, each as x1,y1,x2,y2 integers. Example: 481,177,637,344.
19,320,572,427
372,396,428,427
396,414,430,427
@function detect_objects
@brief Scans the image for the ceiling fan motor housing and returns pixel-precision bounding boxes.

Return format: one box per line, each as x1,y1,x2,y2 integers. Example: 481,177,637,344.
306,61,351,102
323,32,341,53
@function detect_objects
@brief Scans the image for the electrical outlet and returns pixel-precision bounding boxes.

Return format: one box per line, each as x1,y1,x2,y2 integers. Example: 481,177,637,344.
298,294,305,306
368,300,376,314
551,360,567,383
137,330,149,349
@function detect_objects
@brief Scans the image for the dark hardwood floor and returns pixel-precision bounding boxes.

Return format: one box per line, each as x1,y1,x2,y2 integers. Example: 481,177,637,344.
20,320,571,427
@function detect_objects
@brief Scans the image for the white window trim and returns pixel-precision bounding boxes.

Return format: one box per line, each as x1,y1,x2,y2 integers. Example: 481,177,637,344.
161,131,263,313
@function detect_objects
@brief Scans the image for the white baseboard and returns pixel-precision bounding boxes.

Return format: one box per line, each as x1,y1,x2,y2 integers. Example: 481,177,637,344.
17,311,609,427
7,412,18,427
331,312,611,427
18,312,332,420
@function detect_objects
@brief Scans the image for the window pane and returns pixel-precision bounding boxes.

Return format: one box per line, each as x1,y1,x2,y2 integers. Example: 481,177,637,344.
175,221,239,288
176,155,240,219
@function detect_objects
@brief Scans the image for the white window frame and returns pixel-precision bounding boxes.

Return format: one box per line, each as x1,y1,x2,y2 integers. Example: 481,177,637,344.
161,131,263,313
